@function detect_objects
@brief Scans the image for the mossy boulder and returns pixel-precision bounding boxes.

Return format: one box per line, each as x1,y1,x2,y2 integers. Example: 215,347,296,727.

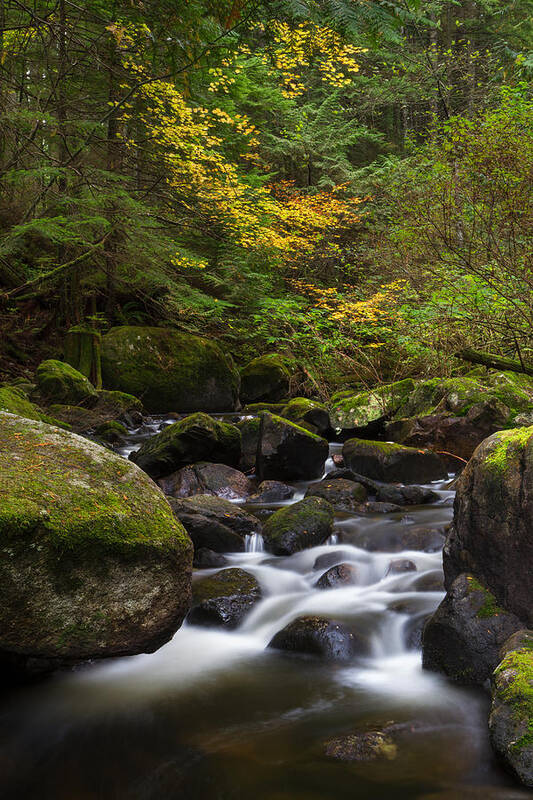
35,359,98,407
342,438,447,484
168,494,261,553
131,413,241,479
257,411,329,482
305,478,367,511
280,397,331,437
0,385,44,422
490,637,533,786
188,567,261,628
444,426,533,626
262,496,334,555
101,326,240,413
422,574,521,685
48,390,143,433
240,354,294,404
329,379,415,432
0,412,193,678
94,420,128,443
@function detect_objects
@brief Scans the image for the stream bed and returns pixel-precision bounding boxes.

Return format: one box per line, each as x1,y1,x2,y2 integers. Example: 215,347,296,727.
0,418,529,799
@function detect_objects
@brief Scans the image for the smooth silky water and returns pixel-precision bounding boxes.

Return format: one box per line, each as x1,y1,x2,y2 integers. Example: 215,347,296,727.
0,420,528,799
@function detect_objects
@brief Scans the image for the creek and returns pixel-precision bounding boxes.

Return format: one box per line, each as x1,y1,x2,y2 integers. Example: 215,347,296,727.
0,416,528,799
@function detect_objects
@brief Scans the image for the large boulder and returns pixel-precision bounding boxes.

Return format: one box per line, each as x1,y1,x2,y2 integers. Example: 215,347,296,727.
239,354,293,404
131,413,241,479
158,462,253,500
0,385,45,422
490,633,533,786
257,412,329,481
168,495,261,553
101,326,240,413
262,497,334,555
329,379,415,432
422,574,522,685
35,359,98,406
343,438,447,484
0,413,193,678
444,426,533,625
187,568,261,628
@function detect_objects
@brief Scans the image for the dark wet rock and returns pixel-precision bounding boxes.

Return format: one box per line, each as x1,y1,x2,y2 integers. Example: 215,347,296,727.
315,563,358,589
101,325,240,414
313,550,354,571
323,730,398,762
169,495,261,553
359,501,403,514
237,416,261,471
193,548,229,569
343,438,447,484
377,484,440,506
489,634,533,786
386,559,417,576
158,462,253,500
305,478,367,511
239,354,295,404
444,427,533,627
188,568,261,629
131,413,241,479
281,397,331,437
423,573,522,685
404,613,432,650
262,497,334,556
248,480,295,503
48,390,144,433
0,413,193,679
257,412,329,482
268,616,360,662
412,570,445,592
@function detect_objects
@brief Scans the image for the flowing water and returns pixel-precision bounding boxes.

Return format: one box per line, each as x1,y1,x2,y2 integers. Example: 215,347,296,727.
0,418,528,799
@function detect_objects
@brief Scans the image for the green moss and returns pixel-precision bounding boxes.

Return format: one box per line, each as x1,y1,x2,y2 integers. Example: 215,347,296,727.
95,421,128,441
263,411,325,442
262,497,334,543
240,354,295,404
0,412,190,555
101,326,239,413
36,359,98,406
465,575,506,618
244,402,287,413
192,568,258,604
494,648,533,750
331,378,415,429
484,427,533,474
0,386,44,421
97,389,143,413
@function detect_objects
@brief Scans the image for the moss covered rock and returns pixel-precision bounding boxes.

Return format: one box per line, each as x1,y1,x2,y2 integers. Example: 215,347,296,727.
0,385,44,421
94,420,128,443
188,567,261,628
0,412,193,678
343,438,447,484
422,573,521,685
36,359,98,407
490,637,533,786
131,413,241,479
101,326,240,413
281,397,331,437
444,426,533,626
48,390,143,433
262,496,334,555
268,616,360,662
305,478,367,511
257,411,329,482
240,354,294,404
330,379,415,432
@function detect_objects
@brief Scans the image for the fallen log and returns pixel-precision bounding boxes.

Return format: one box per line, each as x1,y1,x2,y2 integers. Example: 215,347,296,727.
455,348,533,377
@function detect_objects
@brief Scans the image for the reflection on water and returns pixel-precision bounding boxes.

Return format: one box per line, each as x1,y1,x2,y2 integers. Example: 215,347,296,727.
0,439,527,799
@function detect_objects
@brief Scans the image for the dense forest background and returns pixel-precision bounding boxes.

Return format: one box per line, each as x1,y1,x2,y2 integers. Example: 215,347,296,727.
1,0,532,395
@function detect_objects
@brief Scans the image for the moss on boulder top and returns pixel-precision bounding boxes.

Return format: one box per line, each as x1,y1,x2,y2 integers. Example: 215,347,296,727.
36,359,98,406
343,437,447,484
262,496,334,555
280,397,331,437
330,379,415,431
257,411,329,482
0,385,44,421
101,326,240,414
132,412,241,479
240,354,294,404
0,412,192,677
